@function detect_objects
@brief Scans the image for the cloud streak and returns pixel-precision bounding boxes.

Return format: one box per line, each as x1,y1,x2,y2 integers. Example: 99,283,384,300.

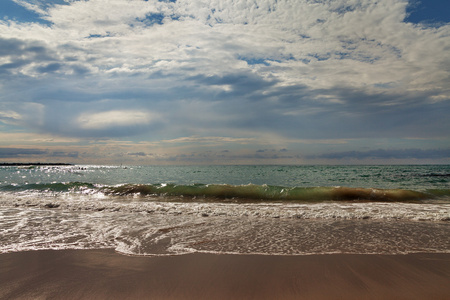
0,147,78,158
311,148,450,160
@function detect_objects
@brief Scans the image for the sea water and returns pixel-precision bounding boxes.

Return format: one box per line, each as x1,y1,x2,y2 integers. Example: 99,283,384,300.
0,165,449,256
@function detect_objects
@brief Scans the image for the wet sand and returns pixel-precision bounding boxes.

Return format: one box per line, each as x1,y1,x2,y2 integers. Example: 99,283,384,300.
1,250,449,300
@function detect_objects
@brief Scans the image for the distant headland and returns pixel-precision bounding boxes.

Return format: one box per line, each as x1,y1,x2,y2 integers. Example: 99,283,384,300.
0,163,74,166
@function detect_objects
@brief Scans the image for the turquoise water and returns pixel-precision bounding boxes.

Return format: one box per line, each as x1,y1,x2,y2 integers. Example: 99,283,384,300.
2,164,449,188
1,165,449,202
0,165,449,256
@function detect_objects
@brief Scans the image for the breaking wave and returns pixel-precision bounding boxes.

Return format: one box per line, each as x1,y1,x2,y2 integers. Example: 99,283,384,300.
1,182,448,203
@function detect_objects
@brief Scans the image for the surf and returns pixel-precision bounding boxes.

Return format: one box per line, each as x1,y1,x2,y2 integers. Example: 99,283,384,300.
103,184,435,202
2,181,441,203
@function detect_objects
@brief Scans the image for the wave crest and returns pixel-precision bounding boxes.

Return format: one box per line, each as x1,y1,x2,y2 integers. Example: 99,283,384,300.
2,182,448,202
104,184,434,202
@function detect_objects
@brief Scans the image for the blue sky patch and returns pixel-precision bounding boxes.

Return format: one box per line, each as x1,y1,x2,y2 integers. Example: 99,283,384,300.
137,13,165,26
405,0,450,25
239,57,270,66
0,0,48,24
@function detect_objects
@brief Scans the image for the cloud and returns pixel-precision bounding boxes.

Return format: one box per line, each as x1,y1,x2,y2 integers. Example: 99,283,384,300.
0,147,79,158
161,136,257,144
35,62,62,73
0,132,81,145
65,108,162,138
49,151,78,158
77,110,155,130
0,36,91,79
0,110,22,124
313,148,450,160
0,147,47,158
128,152,147,157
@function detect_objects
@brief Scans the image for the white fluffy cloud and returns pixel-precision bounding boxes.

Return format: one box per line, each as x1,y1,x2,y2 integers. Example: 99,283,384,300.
2,0,448,94
77,110,156,130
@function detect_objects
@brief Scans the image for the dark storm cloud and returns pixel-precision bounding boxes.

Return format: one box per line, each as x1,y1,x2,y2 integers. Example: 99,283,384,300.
0,148,47,158
227,83,450,140
319,87,450,139
0,148,80,158
0,37,54,60
49,151,79,158
1,65,448,142
187,72,278,99
0,37,90,78
0,37,61,76
35,63,62,73
128,152,147,156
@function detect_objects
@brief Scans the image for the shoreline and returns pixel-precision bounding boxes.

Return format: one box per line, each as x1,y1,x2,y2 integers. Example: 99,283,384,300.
1,250,450,299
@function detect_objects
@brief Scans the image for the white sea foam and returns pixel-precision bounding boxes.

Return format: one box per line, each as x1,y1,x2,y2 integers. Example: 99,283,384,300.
1,192,449,256
0,192,449,221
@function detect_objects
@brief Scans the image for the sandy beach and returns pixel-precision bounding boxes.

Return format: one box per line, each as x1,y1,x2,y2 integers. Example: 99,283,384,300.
1,250,449,300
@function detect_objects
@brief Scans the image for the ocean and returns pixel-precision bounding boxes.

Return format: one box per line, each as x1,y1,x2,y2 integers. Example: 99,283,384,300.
1,164,449,256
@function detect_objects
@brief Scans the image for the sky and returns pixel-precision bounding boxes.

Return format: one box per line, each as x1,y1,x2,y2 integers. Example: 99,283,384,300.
0,0,449,165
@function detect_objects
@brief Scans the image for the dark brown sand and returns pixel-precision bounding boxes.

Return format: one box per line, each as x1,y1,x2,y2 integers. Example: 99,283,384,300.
1,250,449,300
